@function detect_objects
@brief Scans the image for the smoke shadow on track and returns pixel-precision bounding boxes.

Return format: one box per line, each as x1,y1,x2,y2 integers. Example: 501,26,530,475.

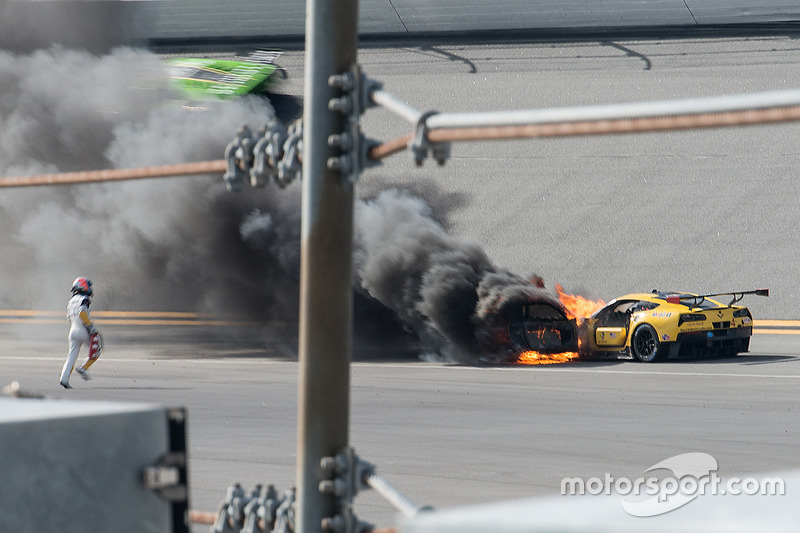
91,290,422,362
264,91,303,123
574,354,799,366
449,354,800,369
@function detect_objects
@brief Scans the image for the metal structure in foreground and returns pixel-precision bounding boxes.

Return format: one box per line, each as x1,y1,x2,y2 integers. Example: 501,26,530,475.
295,0,361,532
207,448,427,533
5,87,800,188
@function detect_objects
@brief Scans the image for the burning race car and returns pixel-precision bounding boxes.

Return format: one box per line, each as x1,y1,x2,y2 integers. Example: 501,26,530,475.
479,293,579,360
579,289,768,362
507,299,579,354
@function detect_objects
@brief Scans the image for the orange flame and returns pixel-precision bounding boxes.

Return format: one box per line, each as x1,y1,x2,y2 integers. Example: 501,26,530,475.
518,350,579,365
517,285,605,365
555,284,605,321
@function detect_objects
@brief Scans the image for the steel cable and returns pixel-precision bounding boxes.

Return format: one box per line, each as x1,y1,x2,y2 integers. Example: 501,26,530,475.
0,160,227,188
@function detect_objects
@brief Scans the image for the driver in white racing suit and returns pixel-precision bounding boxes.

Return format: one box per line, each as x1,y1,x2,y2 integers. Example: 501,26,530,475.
60,277,101,389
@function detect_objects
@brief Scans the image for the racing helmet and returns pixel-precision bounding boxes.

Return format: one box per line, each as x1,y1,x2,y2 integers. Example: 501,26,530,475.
71,277,93,297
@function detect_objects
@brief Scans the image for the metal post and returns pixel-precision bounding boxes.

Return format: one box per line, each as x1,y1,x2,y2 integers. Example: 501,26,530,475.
296,0,359,532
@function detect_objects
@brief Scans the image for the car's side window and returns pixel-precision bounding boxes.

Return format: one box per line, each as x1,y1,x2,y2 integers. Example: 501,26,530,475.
598,301,634,327
630,301,659,313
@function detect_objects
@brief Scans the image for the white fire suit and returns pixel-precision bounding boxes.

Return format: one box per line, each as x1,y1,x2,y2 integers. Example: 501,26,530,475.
60,294,96,387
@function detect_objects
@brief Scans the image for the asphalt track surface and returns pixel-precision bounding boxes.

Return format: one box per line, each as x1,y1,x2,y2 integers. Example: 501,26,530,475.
1,322,799,529
5,32,800,530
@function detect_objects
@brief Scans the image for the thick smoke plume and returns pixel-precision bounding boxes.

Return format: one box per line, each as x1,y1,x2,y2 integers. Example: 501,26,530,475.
0,46,562,362
354,191,562,362
0,46,300,320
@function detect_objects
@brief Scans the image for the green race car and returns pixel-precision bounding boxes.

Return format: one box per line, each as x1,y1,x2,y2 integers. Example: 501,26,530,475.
166,51,285,101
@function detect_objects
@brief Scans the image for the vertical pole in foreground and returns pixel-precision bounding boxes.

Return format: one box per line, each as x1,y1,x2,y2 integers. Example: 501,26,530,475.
296,0,359,532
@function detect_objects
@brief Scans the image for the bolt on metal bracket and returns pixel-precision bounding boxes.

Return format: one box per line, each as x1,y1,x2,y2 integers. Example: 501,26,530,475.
224,117,303,192
211,484,295,533
142,453,186,502
277,119,303,187
321,506,372,533
143,407,188,514
319,448,373,533
223,125,258,192
250,120,287,188
410,111,451,167
327,64,368,184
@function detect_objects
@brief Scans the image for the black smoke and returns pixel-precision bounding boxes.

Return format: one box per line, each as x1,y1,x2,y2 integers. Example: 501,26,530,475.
0,46,562,362
354,190,562,362
0,46,293,317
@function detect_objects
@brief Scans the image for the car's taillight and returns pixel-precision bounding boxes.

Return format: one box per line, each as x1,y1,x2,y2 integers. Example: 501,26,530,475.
732,308,751,319
679,313,706,326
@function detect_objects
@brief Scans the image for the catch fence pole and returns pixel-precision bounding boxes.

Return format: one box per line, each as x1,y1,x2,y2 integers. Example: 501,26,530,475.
295,0,359,532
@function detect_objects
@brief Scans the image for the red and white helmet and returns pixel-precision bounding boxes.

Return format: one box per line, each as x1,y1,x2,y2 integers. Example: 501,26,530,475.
71,277,93,297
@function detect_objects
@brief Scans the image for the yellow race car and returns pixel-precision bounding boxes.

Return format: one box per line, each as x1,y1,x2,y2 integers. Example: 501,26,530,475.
580,289,768,362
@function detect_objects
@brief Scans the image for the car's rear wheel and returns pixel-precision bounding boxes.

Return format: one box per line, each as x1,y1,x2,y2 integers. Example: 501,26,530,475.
631,324,664,362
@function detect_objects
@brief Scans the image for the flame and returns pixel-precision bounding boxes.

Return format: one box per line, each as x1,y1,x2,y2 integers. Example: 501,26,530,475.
518,350,578,365
555,284,605,321
516,285,605,365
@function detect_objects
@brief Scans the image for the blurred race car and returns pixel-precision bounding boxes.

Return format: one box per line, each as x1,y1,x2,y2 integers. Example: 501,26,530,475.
580,289,768,362
166,51,285,101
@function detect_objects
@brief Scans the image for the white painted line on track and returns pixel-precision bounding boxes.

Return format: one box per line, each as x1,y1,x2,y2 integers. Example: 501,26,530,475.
0,355,290,365
518,366,800,379
350,362,800,380
4,357,799,378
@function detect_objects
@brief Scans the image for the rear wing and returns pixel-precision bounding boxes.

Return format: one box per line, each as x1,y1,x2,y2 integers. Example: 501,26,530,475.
242,50,287,79
243,50,283,65
666,289,769,307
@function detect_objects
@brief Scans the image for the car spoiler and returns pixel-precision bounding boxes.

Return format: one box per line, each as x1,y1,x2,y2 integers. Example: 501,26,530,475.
241,50,288,79
244,50,284,66
666,289,769,307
